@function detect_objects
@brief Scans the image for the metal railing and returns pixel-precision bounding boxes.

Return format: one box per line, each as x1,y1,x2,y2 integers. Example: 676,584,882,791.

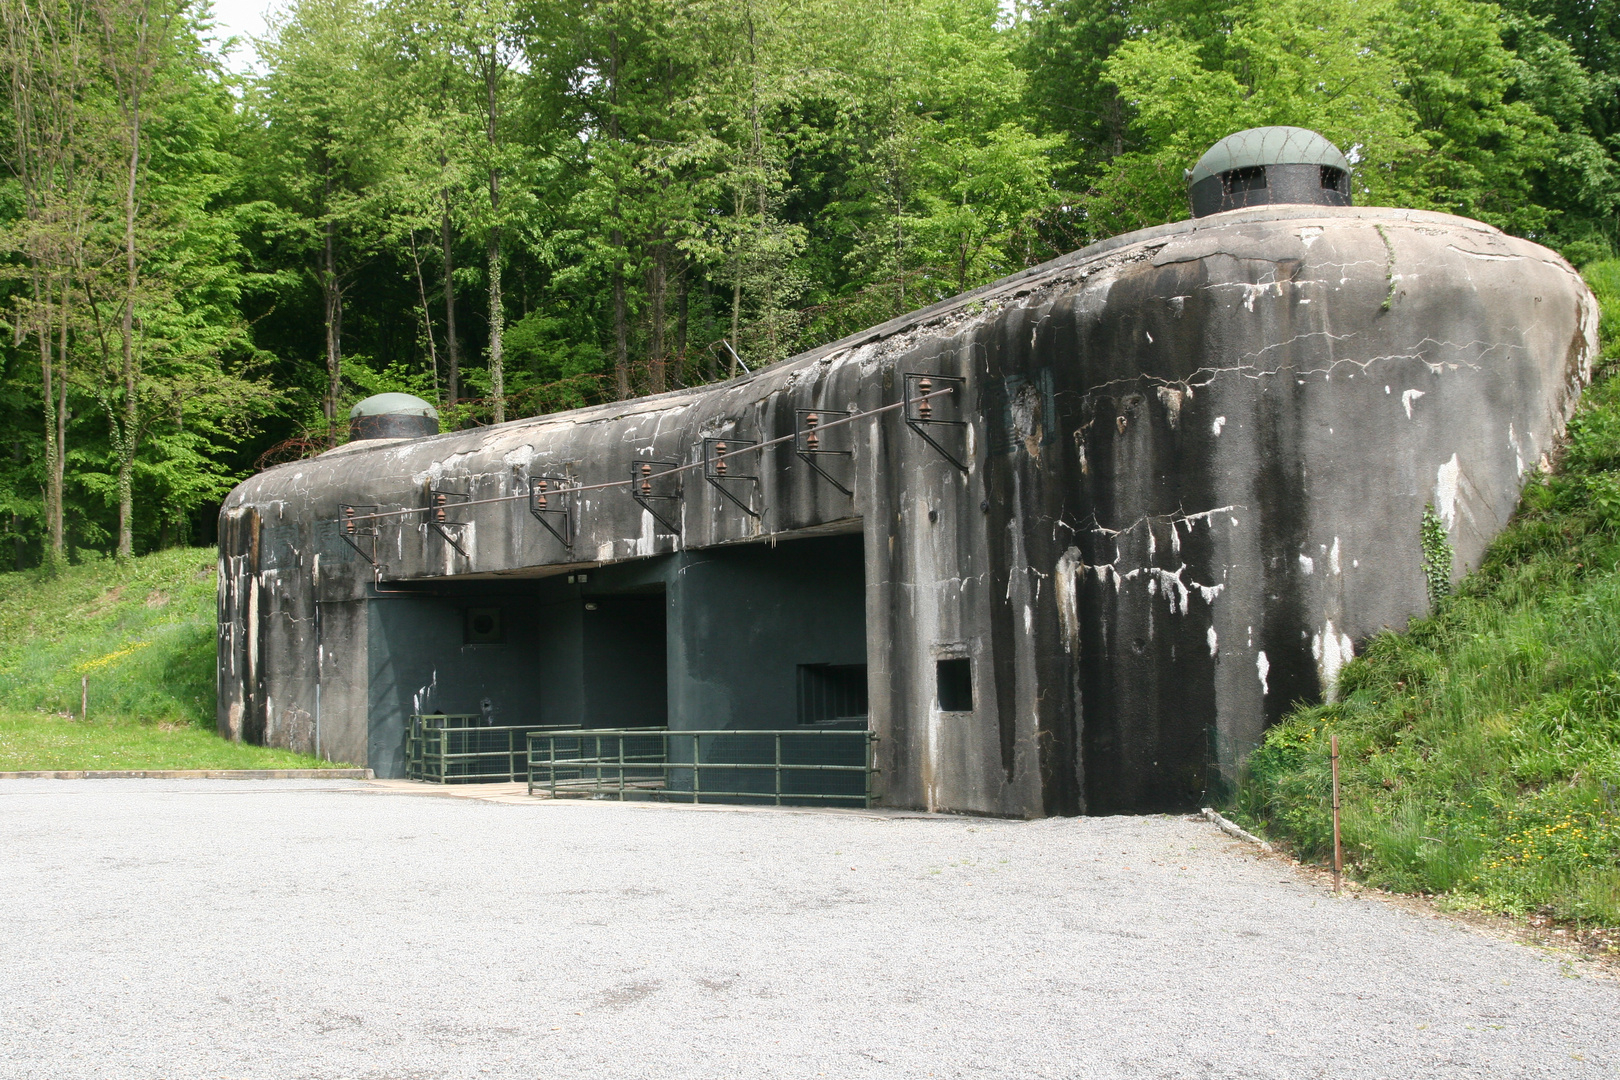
527,728,877,807
407,714,579,783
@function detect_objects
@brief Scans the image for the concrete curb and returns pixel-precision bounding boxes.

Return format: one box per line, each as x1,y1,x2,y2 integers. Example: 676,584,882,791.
1201,807,1274,852
0,769,374,780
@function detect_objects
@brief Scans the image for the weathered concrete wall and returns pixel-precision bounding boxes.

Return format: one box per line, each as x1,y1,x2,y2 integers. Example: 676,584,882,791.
219,204,1596,815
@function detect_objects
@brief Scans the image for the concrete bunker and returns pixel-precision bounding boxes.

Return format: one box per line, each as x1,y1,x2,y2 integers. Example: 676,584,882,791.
219,131,1597,817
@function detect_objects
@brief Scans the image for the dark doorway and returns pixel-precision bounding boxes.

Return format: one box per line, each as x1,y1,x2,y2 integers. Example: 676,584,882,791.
583,592,668,728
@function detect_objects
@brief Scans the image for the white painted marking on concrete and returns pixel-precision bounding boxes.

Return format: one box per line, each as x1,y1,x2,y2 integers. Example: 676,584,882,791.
1212,416,1226,435
1257,651,1270,696
1207,626,1218,657
1401,389,1426,418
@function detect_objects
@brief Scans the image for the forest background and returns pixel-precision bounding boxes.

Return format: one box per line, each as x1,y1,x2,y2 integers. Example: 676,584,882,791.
3,0,1618,567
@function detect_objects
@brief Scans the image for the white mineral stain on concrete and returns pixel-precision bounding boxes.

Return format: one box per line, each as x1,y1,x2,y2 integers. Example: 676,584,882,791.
1401,389,1425,418
1257,651,1270,696
1313,621,1356,702
1330,537,1341,575
1207,626,1218,658
1055,548,1083,654
1298,554,1315,575
1212,416,1226,435
1435,454,1462,530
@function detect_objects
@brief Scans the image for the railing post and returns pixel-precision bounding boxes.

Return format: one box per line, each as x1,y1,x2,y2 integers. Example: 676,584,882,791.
774,732,782,806
865,731,875,808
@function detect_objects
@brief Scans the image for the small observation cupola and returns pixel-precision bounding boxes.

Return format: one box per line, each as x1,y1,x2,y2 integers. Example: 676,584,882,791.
348,392,439,441
1186,126,1352,218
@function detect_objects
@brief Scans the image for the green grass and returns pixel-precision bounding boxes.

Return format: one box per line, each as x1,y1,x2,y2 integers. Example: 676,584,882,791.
0,710,342,770
1234,261,1620,927
0,547,345,771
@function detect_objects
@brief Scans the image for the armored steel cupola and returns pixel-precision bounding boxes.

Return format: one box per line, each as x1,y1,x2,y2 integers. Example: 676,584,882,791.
1187,126,1352,218
347,392,439,441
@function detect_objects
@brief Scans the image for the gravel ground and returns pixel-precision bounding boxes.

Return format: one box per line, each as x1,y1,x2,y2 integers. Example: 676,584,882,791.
0,779,1614,1080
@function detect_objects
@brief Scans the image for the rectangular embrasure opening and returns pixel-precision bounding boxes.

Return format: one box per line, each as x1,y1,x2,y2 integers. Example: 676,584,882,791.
936,657,973,712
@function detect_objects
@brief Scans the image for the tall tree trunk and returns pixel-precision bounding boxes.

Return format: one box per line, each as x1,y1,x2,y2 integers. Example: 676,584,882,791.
612,236,629,399
675,255,688,368
407,229,440,403
53,273,68,558
484,55,504,425
487,220,503,423
648,242,666,394
322,205,342,447
36,270,63,568
730,186,744,377
115,70,140,561
440,196,460,406
608,26,629,399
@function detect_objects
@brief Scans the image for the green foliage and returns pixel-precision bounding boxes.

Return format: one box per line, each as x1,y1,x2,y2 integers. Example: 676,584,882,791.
6,0,1620,562
1420,504,1454,608
1235,262,1620,927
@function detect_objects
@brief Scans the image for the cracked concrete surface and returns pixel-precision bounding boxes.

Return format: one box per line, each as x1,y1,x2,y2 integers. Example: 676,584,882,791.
1,779,1615,1079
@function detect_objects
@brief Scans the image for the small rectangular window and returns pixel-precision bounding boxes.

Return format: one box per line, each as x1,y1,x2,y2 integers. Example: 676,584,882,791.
936,658,973,712
1320,165,1348,192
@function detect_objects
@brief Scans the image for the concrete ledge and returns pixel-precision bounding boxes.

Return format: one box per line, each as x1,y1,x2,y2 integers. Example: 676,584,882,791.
0,769,374,780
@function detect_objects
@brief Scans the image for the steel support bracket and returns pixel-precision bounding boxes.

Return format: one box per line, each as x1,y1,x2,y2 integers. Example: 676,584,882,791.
427,486,471,558
528,475,575,549
337,504,379,566
629,459,683,537
793,409,854,497
702,436,761,518
903,373,968,473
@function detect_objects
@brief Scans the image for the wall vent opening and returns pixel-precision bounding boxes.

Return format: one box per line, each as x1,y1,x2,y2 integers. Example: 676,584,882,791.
798,664,869,724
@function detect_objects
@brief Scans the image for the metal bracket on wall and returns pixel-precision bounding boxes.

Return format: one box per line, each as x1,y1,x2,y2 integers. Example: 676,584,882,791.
427,486,471,558
793,409,854,497
629,459,683,537
528,475,575,548
338,504,379,566
702,436,761,518
903,372,968,473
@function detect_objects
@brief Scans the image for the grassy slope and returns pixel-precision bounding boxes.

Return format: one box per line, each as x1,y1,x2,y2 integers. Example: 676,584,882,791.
0,547,344,770
1236,261,1620,926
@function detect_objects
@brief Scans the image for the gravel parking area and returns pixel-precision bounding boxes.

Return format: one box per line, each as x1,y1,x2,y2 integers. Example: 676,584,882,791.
1,779,1614,1079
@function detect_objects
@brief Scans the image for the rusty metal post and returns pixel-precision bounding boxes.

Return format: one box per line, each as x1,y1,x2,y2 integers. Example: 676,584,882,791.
1331,733,1343,894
